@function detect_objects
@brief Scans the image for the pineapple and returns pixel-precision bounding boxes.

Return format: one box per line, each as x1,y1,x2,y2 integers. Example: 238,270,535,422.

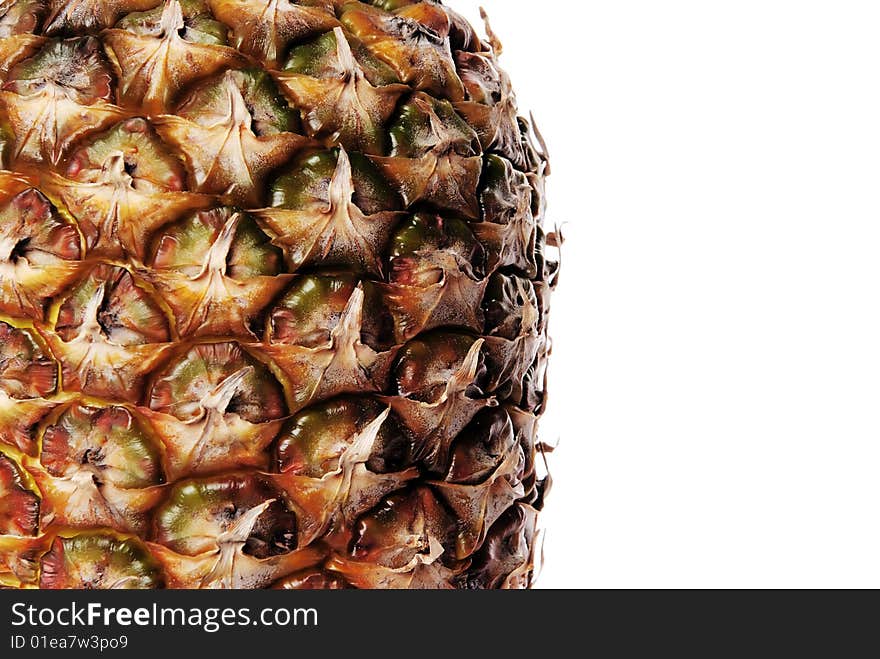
0,0,555,590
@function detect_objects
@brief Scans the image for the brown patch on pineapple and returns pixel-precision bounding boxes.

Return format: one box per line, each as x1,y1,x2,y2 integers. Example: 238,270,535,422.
471,158,538,277
459,504,539,590
454,52,530,171
104,0,246,115
256,148,403,277
481,278,544,403
275,27,407,156
206,0,338,69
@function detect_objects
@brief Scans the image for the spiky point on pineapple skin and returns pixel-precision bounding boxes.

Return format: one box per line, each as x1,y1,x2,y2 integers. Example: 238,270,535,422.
0,0,556,591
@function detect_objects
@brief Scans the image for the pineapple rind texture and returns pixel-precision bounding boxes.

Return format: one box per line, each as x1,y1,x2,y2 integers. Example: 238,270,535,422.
0,0,555,591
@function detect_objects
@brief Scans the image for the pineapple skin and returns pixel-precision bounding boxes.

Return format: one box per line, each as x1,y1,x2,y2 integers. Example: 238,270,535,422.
0,0,555,590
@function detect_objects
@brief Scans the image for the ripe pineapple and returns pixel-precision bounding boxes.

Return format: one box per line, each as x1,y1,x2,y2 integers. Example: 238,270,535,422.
0,0,555,590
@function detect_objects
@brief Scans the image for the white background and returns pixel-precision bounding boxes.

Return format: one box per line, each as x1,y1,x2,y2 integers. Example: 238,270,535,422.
453,0,880,588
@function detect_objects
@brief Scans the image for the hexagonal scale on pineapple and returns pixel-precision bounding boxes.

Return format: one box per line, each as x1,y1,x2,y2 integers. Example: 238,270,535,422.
0,37,124,165
266,272,360,348
388,214,485,284
472,155,538,276
39,534,162,590
55,265,170,346
341,4,464,102
378,215,488,343
148,474,323,589
117,0,230,45
387,331,496,470
394,331,482,403
149,342,286,423
277,27,407,155
0,454,39,536
39,264,172,403
371,92,482,218
154,69,308,207
458,504,538,590
348,487,454,572
480,276,544,403
0,183,82,320
444,407,517,486
256,284,399,415
146,352,285,480
270,398,416,545
206,0,339,69
482,274,540,341
371,0,479,46
143,343,285,478
41,404,164,488
154,474,296,556
430,407,526,558
0,535,45,587
30,403,165,536
148,208,289,339
385,91,481,162
44,117,210,261
276,397,409,477
283,25,401,86
0,392,60,456
454,52,529,169
258,147,403,276
0,321,57,399
378,0,456,35
43,0,160,34
104,0,245,115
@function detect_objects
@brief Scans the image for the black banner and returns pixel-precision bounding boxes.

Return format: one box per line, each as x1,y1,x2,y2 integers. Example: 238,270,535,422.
0,590,871,654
